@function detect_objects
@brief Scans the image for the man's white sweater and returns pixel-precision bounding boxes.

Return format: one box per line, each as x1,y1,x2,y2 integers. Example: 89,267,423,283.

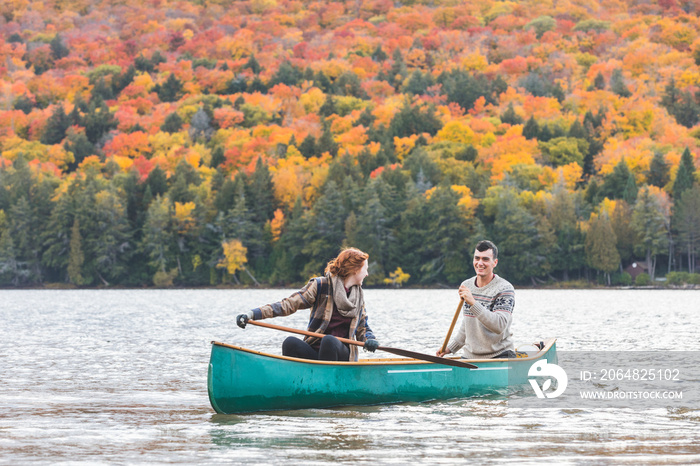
447,274,515,359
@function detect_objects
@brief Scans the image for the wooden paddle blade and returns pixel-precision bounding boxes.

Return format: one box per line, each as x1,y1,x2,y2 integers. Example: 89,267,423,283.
377,346,478,369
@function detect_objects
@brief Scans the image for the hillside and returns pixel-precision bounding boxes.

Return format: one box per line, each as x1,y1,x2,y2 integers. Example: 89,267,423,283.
0,0,698,287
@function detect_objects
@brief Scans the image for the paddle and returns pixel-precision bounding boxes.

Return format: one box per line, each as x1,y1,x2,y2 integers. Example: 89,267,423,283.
440,299,464,355
247,320,477,369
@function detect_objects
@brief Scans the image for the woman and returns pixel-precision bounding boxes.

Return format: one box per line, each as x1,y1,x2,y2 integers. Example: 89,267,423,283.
236,248,379,361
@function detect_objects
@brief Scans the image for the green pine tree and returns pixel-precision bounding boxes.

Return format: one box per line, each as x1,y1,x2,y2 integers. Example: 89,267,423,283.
673,148,696,199
67,218,84,285
675,185,700,273
41,105,71,145
647,152,670,188
522,116,540,140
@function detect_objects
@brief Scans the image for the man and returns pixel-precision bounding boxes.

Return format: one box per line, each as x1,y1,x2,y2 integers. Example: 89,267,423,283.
437,240,516,359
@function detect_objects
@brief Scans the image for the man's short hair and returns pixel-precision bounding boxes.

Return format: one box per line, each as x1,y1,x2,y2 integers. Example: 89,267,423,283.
475,240,498,260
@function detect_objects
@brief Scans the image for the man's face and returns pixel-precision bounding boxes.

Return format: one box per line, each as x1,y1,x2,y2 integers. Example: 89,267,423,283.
473,248,497,279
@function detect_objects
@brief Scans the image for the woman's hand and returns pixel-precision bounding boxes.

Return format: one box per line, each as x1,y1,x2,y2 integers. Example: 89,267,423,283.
364,339,379,352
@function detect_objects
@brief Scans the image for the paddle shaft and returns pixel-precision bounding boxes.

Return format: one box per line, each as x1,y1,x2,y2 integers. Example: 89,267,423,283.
440,299,464,354
247,320,477,369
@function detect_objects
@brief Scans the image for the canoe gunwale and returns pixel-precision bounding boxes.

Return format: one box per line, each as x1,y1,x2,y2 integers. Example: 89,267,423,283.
209,337,557,366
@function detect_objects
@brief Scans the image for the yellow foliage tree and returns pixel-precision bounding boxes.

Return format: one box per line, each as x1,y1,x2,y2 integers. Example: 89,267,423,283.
173,201,197,234
435,120,475,145
383,267,410,287
217,239,248,275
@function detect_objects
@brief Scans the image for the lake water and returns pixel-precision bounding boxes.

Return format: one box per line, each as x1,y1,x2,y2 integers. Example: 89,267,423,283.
1,288,699,464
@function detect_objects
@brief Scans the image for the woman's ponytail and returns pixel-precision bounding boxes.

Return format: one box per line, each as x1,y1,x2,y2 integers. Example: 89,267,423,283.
325,248,369,279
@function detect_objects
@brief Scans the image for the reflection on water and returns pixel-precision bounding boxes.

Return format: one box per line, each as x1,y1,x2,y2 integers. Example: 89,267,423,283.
1,289,699,463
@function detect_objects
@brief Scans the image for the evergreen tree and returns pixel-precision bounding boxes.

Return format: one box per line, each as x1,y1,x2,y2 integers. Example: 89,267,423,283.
357,106,375,128
112,65,135,94
161,112,183,133
248,77,268,93
244,54,261,74
389,100,443,139
396,186,475,284
0,228,22,286
134,54,154,72
568,120,586,139
336,72,367,98
647,152,670,188
538,124,553,142
246,157,276,224
50,34,70,60
41,105,71,145
210,146,225,168
270,61,303,87
593,72,605,90
11,199,43,282
142,195,174,279
403,70,434,96
610,68,631,97
372,45,388,62
319,94,337,117
661,78,700,128
154,74,183,103
675,185,700,273
215,177,242,213
354,191,392,277
390,48,407,89
226,76,247,94
89,188,131,284
545,184,585,281
438,69,496,112
14,95,34,114
64,130,94,172
601,159,633,200
313,71,333,93
299,134,317,158
500,103,523,125
632,187,670,280
673,148,696,199
622,172,638,204
84,100,117,144
67,218,84,285
317,125,339,157
297,182,346,276
146,166,168,198
91,76,114,102
522,116,540,140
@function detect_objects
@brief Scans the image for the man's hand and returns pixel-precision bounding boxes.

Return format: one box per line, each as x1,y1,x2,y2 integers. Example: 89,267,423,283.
458,285,475,306
436,348,451,358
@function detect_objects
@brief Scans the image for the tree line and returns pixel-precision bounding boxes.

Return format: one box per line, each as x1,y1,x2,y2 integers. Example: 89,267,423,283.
1,138,698,288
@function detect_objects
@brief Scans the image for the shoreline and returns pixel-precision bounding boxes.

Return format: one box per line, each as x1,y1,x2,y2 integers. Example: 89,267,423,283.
2,284,698,291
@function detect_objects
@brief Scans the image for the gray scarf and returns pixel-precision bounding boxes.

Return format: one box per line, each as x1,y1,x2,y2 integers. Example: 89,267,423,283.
330,273,364,318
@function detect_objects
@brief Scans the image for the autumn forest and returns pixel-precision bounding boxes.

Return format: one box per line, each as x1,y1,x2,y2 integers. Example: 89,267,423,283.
0,0,699,288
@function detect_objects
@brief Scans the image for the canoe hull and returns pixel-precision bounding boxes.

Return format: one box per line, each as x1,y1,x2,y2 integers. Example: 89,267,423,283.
208,339,557,414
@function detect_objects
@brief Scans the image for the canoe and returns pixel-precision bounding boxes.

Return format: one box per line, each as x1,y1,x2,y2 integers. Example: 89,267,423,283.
207,338,557,414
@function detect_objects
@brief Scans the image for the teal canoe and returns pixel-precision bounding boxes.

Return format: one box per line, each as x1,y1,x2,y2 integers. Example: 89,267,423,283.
208,339,557,414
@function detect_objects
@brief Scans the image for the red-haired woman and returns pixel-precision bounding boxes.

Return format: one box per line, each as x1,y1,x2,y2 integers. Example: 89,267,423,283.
236,248,379,361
